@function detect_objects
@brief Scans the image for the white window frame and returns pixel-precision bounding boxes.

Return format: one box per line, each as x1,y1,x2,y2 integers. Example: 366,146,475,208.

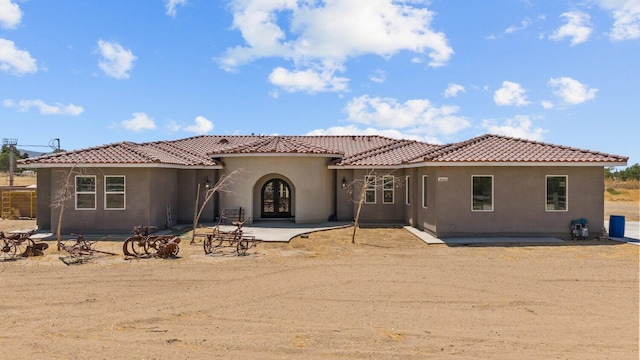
422,175,428,208
405,176,411,206
471,175,494,212
364,175,376,204
545,175,568,212
75,175,96,210
104,175,126,210
383,175,394,204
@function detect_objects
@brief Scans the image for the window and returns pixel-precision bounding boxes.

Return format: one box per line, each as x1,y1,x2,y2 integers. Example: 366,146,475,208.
405,176,411,205
383,175,394,204
422,175,428,208
105,176,126,210
472,175,493,211
364,175,376,204
546,175,567,211
75,175,96,210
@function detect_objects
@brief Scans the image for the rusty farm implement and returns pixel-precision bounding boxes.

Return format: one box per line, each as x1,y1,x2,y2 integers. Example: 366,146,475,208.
58,233,118,265
123,225,181,259
1,230,48,260
203,218,258,256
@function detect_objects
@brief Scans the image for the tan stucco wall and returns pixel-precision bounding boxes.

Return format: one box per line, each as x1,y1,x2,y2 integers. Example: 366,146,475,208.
337,169,406,224
36,168,52,230
44,167,183,233
428,166,605,239
218,156,335,223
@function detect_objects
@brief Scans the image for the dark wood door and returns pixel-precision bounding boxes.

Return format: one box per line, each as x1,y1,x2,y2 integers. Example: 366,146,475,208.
261,179,291,218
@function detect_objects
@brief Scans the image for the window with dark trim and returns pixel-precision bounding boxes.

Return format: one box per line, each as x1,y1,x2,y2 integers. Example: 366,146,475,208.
75,175,96,210
546,175,567,211
105,175,126,210
472,175,493,211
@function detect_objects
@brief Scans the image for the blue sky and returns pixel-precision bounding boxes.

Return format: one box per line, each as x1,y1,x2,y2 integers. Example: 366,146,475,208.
1,0,638,166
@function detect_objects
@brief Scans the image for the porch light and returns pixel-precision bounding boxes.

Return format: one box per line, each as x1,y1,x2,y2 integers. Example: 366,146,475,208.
341,177,347,189
204,176,211,189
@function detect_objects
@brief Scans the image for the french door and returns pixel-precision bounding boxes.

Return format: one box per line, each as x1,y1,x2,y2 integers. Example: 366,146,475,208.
261,179,292,218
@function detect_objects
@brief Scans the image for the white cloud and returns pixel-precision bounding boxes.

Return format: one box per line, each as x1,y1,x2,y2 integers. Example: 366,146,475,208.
505,18,532,34
0,0,21,29
494,81,530,106
0,38,37,75
549,11,592,45
3,99,84,115
344,95,471,137
482,115,547,141
121,112,156,131
165,0,187,17
444,83,465,98
548,77,598,104
184,116,214,134
541,100,555,109
97,39,137,79
595,0,640,40
306,125,430,142
268,66,348,93
220,0,453,93
369,69,386,84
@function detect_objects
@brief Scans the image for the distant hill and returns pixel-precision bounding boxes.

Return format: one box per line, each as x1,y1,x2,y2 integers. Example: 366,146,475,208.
19,149,46,158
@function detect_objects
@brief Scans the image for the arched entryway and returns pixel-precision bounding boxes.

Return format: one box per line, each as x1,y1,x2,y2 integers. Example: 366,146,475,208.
261,178,292,218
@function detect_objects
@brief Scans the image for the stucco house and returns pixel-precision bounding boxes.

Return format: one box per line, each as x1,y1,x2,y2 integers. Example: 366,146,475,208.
18,134,627,239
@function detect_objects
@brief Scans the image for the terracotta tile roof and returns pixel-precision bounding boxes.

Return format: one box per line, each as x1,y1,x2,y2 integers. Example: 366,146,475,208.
337,140,442,166
207,136,343,156
414,134,628,163
18,140,220,167
18,134,627,168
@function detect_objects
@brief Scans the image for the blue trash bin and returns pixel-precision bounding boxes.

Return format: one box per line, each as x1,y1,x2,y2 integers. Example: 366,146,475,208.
609,215,625,238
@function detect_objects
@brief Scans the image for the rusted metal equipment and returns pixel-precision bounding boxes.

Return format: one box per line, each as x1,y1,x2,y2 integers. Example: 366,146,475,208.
58,234,117,265
203,218,257,256
1,230,47,260
123,225,181,259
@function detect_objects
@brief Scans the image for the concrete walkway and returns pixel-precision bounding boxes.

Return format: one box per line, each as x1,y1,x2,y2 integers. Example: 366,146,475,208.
406,221,640,246
213,221,352,242
404,226,564,245
604,220,640,246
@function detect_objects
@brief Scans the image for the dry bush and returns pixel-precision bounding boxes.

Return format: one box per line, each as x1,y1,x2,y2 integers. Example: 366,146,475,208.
0,172,37,186
604,179,640,202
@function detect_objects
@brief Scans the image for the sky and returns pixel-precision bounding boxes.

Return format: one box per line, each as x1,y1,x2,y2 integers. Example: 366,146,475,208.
1,0,638,166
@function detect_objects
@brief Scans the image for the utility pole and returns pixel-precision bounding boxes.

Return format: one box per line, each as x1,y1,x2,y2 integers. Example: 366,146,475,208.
2,138,18,186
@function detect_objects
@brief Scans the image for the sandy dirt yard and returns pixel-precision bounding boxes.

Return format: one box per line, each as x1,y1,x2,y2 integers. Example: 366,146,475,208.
0,221,638,360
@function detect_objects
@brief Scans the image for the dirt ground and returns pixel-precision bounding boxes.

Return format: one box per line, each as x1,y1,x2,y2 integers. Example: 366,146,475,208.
0,221,638,359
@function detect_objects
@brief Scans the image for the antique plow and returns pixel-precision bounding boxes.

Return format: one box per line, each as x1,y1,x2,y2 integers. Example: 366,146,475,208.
58,234,117,265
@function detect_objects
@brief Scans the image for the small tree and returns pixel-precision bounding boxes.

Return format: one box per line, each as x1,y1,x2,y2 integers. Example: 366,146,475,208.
191,168,244,243
50,165,83,247
343,169,402,244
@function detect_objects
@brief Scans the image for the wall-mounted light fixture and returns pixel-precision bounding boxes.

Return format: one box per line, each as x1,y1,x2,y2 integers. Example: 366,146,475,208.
204,176,211,189
341,176,347,189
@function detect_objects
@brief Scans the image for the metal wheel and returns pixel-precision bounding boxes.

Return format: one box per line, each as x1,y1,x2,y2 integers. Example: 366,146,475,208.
122,237,136,257
1,240,16,261
203,235,213,254
131,237,148,256
170,244,180,257
145,238,159,256
14,238,35,257
236,238,249,256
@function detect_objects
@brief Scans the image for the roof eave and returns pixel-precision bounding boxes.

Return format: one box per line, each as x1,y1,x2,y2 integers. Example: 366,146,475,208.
18,163,224,170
